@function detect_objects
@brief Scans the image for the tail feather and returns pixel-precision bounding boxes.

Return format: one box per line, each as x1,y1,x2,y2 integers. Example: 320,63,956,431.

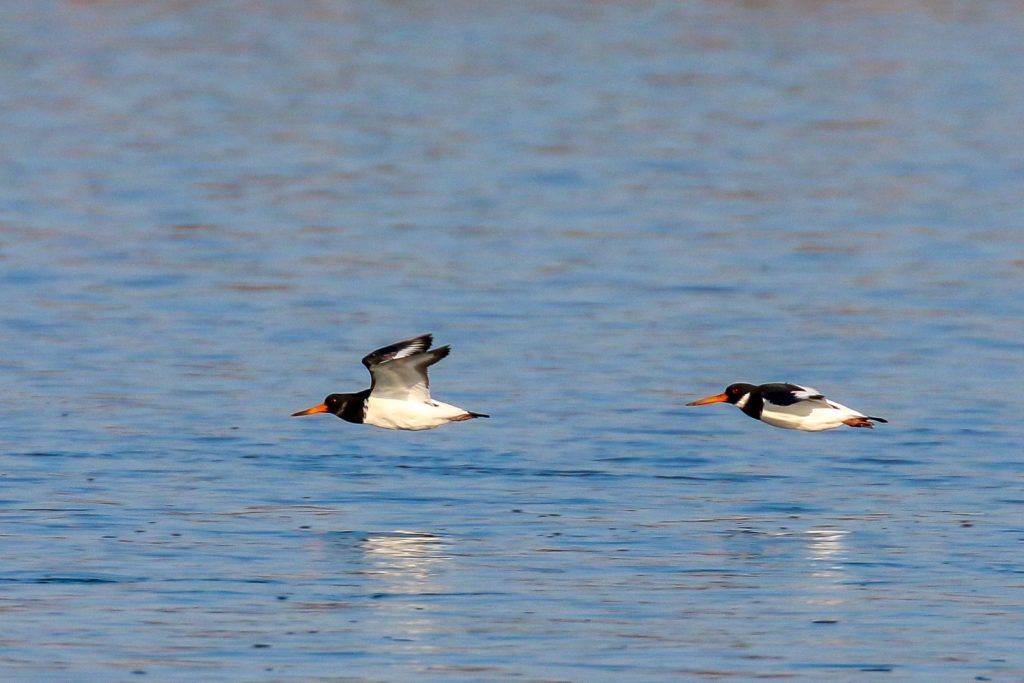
452,411,489,422
843,416,886,429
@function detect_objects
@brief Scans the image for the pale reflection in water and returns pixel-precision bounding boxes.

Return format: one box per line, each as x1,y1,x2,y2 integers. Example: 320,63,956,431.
359,531,452,645
805,528,848,570
361,531,450,588
803,528,851,608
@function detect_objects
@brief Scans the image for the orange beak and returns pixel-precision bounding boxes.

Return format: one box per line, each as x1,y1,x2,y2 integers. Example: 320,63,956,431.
292,403,328,417
686,393,730,406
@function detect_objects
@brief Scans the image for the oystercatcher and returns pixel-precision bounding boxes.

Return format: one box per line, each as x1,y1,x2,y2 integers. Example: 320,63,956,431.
292,334,489,431
687,383,887,431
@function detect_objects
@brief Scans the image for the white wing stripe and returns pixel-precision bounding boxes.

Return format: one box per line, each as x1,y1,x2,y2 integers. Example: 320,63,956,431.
390,344,426,361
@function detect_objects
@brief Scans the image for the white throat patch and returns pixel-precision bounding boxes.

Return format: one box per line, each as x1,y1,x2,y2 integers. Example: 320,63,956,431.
735,393,751,409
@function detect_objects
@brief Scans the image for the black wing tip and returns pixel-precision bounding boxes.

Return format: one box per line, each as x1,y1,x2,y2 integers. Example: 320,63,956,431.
362,333,436,368
413,345,451,371
469,411,490,418
408,333,433,348
389,333,434,353
868,416,888,423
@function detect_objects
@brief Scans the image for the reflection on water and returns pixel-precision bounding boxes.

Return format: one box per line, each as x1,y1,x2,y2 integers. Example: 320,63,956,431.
361,531,450,590
360,531,452,649
804,527,848,579
802,527,851,616
2,0,1024,680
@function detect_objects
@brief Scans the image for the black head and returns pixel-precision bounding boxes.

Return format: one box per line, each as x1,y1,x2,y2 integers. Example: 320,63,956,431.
723,383,757,404
323,393,348,415
292,393,351,417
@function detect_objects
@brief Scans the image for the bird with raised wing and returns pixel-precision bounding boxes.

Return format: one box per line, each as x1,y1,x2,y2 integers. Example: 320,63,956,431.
292,334,489,430
687,383,887,432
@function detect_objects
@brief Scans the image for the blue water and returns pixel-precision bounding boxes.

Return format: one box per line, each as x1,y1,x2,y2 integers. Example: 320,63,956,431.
1,1,1023,680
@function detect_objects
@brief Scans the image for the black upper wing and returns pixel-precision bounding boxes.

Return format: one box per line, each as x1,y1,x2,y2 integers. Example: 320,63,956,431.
759,383,826,406
361,334,434,369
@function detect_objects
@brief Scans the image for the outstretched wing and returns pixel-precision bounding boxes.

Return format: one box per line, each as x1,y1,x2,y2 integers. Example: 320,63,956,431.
363,334,451,401
760,383,829,408
362,334,434,369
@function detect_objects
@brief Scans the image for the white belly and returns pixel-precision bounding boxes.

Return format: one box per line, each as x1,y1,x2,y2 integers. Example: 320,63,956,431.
364,397,468,431
759,400,863,432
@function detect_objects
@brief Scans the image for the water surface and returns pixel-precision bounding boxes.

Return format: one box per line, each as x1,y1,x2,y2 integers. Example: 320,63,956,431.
1,1,1022,680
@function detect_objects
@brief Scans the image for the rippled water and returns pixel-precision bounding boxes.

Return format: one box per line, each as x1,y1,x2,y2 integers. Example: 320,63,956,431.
2,1,1023,680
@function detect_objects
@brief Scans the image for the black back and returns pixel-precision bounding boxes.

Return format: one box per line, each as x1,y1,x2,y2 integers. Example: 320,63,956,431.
737,383,828,421
756,383,822,406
